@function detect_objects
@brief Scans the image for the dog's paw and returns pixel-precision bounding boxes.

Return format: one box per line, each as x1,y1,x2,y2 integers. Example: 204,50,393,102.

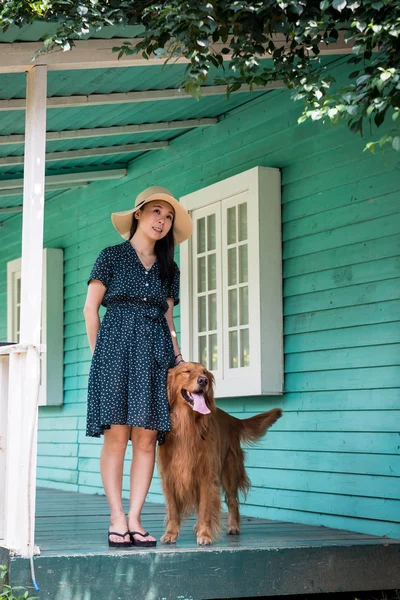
197,534,213,546
227,525,240,535
161,532,179,544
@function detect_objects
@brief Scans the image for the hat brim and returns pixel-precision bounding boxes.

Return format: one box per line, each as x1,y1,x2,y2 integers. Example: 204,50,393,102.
111,193,193,245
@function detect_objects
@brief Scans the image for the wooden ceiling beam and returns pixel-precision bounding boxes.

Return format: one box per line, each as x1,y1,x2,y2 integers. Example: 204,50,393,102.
0,141,168,167
0,83,283,112
0,168,127,190
0,118,218,146
0,181,91,201
0,34,352,74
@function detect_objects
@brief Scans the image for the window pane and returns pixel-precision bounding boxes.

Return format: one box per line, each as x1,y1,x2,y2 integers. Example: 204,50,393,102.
197,257,206,293
228,248,237,286
240,329,250,367
17,276,21,304
228,289,238,327
207,214,216,251
198,336,207,367
229,330,238,369
238,203,247,242
197,218,206,254
239,244,248,284
207,253,216,290
239,286,248,326
208,293,217,331
208,334,218,371
227,206,236,245
198,296,207,332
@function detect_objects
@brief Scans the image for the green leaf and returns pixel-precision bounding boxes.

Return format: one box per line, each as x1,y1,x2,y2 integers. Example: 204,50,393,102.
184,81,202,101
332,0,347,11
320,0,330,9
393,136,400,151
363,141,375,153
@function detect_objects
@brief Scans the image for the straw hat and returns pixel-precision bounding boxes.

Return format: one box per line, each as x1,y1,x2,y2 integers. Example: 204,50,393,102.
111,186,193,246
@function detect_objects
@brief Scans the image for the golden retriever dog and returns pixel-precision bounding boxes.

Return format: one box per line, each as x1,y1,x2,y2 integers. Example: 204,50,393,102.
157,361,282,546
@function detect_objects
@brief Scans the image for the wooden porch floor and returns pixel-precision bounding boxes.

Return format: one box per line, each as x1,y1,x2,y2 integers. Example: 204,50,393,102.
4,487,400,600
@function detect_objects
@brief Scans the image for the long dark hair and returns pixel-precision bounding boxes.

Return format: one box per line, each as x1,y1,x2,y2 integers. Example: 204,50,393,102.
128,205,176,286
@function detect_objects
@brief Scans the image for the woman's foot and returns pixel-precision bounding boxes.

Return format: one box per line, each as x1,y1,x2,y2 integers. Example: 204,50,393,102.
109,512,130,545
127,515,156,544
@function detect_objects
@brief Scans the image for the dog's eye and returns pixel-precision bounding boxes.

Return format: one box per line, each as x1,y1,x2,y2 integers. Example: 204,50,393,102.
183,370,191,374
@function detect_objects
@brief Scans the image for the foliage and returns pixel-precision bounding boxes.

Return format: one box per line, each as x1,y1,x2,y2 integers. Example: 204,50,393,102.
0,0,399,151
0,566,38,600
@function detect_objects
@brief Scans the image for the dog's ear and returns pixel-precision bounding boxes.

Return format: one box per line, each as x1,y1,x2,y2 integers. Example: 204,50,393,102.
166,368,177,408
204,369,216,411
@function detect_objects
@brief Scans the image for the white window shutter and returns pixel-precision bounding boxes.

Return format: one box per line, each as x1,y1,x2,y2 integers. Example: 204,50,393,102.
7,248,64,406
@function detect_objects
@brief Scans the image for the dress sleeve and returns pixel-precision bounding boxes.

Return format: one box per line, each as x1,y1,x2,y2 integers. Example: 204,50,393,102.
88,248,112,289
167,261,180,306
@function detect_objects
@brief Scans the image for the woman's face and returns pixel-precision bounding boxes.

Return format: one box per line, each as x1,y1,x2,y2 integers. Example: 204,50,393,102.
136,200,174,242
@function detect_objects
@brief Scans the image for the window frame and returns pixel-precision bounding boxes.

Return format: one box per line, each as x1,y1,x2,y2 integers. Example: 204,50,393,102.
180,166,283,398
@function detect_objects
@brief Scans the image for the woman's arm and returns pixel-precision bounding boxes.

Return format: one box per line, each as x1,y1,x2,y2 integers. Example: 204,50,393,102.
83,280,106,355
165,298,183,364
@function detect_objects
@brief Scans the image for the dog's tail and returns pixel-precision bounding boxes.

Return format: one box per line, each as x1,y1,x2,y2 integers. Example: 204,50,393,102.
238,408,282,444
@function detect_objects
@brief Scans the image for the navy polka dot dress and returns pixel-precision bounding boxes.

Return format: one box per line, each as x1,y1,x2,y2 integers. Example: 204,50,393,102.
86,241,179,444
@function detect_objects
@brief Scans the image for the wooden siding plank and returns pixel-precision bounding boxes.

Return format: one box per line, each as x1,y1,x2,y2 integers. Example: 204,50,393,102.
285,277,400,314
285,344,400,372
282,171,400,222
283,214,400,260
245,449,400,477
246,467,400,500
284,256,400,296
284,234,400,278
241,503,400,539
230,410,400,432
285,322,400,352
285,299,400,333
283,191,400,242
277,365,393,391
256,432,400,455
247,487,400,523
222,389,400,411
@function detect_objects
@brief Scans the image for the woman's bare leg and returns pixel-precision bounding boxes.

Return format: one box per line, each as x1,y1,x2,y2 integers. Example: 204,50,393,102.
128,427,158,542
100,424,131,543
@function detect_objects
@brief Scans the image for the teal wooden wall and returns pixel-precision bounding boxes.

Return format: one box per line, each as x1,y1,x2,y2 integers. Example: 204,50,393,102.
0,61,399,539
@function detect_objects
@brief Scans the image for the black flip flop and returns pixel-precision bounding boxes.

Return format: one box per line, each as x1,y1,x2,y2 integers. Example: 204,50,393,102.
129,530,157,547
108,531,132,548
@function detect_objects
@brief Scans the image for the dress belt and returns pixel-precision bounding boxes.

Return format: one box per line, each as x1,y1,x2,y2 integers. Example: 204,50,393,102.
107,303,170,367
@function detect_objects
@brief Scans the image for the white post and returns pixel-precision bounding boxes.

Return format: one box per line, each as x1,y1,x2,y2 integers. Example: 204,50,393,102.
3,65,47,556
0,355,9,541
20,65,47,346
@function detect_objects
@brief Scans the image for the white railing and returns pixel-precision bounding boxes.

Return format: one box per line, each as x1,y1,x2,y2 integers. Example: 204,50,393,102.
0,343,41,556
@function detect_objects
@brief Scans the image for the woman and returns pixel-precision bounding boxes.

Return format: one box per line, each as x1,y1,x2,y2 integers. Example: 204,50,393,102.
83,186,193,548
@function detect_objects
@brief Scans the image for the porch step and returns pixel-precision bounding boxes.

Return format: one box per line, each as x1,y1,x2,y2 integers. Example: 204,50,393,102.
2,488,400,600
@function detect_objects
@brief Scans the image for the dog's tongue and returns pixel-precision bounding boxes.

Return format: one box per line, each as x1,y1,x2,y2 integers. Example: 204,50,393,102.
190,392,211,415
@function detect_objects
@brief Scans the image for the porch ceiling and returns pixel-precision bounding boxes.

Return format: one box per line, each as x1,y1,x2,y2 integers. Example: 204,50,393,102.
0,19,346,227
0,48,272,225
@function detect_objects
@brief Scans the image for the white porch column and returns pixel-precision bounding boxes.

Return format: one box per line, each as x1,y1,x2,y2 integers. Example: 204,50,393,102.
20,65,47,346
3,65,47,556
